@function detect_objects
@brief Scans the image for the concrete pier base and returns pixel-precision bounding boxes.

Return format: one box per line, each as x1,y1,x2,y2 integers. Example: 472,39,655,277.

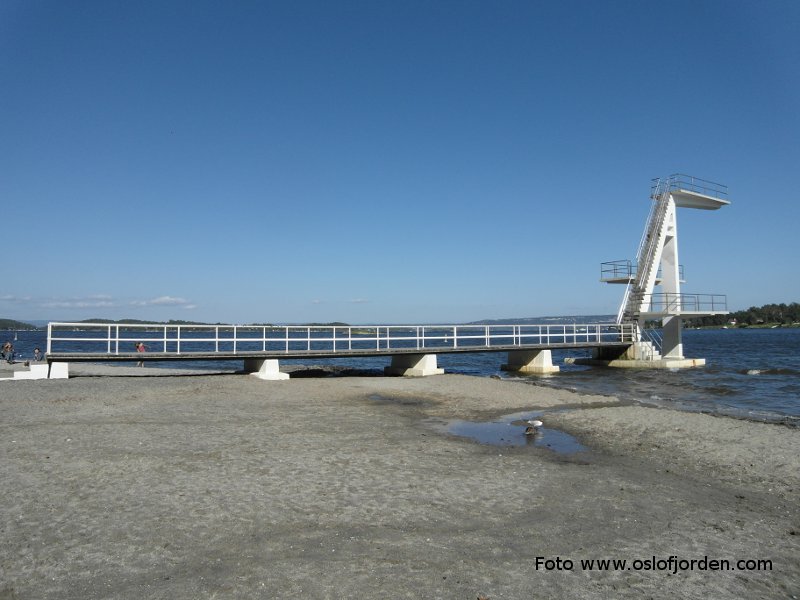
568,356,706,369
384,354,444,377
0,363,69,381
501,349,560,374
244,358,290,380
568,345,706,369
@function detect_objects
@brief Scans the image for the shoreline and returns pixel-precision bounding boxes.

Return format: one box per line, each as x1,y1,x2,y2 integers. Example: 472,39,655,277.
4,359,799,428
1,370,798,598
3,325,799,428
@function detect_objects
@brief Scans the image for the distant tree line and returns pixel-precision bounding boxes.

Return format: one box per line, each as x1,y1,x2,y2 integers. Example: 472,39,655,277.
686,302,800,327
0,319,39,330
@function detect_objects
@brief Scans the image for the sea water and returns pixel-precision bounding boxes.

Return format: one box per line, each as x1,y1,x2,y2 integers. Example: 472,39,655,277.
5,327,798,425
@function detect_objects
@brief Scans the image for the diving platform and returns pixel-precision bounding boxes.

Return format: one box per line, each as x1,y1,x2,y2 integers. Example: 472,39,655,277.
670,186,730,211
594,174,730,367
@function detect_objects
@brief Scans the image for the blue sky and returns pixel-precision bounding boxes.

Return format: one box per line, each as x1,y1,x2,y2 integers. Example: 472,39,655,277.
2,0,798,324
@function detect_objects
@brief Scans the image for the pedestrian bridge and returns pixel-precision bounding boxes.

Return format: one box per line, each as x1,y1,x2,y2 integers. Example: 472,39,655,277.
45,321,635,379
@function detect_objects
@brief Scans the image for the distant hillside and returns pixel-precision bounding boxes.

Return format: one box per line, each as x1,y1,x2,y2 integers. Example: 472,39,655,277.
79,318,230,326
0,318,39,330
468,314,616,325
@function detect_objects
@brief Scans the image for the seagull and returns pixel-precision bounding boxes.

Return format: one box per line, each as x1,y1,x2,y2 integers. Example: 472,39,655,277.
524,418,543,436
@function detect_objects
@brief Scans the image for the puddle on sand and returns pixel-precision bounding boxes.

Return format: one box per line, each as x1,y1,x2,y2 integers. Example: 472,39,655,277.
445,412,588,454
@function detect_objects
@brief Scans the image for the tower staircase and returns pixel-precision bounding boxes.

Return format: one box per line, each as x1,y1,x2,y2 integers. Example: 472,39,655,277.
617,177,672,324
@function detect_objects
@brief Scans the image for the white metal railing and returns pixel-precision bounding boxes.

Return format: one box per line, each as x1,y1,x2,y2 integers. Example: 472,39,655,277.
46,322,637,357
600,260,684,282
653,173,728,201
636,293,728,314
640,326,663,359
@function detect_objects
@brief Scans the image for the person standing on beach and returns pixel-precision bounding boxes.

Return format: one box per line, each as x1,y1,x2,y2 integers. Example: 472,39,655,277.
2,341,14,364
136,342,146,367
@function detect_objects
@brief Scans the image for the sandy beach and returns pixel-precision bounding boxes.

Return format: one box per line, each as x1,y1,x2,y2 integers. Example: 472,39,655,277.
1,366,798,599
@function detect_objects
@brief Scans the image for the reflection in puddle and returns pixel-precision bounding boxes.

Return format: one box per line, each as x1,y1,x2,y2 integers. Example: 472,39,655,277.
446,412,588,454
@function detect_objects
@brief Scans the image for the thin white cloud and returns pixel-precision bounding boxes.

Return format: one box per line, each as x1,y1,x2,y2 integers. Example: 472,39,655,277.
40,298,118,309
1,294,197,312
1,295,35,303
311,298,369,305
130,296,196,309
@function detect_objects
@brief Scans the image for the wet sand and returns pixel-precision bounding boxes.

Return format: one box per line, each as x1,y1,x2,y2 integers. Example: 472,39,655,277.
1,368,798,599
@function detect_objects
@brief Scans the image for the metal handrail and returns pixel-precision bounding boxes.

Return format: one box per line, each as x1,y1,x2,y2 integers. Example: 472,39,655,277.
46,322,637,356
640,326,663,359
636,293,728,314
651,174,728,201
636,181,671,291
601,260,684,281
618,178,671,323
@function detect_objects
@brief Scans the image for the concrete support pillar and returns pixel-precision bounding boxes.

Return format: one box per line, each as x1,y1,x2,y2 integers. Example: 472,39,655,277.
599,342,660,361
244,358,289,380
501,349,560,374
661,316,684,359
384,354,444,377
47,363,69,379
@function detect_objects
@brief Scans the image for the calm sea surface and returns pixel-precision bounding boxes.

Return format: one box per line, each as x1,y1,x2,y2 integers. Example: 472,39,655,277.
6,327,799,425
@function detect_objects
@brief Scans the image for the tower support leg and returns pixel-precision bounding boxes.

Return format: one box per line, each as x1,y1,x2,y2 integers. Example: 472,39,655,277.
661,316,684,359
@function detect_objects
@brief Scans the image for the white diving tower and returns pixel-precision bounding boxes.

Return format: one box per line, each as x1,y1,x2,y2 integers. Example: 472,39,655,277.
595,174,730,368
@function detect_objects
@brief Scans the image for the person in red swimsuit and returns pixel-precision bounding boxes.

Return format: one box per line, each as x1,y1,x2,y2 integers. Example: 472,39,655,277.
136,342,146,367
